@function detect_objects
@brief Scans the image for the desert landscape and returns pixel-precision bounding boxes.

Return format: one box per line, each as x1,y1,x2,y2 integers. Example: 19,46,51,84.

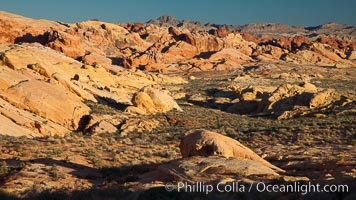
0,9,355,200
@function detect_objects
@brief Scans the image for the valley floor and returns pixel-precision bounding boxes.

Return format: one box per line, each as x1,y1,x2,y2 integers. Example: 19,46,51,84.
0,67,355,199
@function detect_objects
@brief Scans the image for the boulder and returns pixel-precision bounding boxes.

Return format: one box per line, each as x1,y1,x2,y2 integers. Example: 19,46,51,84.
131,92,157,114
301,82,318,93
127,86,183,114
158,156,279,180
120,118,160,136
180,129,284,172
309,89,336,108
90,121,118,135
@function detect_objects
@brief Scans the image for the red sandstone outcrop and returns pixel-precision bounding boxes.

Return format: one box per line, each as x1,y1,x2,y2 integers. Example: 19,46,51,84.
316,36,355,50
209,26,229,38
122,22,145,32
1,11,355,73
262,35,311,52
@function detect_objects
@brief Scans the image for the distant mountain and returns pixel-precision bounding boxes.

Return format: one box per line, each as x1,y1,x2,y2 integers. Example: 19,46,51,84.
237,23,304,34
147,15,214,31
147,16,356,41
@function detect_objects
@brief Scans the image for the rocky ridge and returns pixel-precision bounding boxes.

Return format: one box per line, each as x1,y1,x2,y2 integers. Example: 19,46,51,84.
147,16,356,41
1,12,355,75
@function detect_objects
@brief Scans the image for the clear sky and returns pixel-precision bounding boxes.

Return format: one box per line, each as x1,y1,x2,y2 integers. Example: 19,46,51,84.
1,0,355,26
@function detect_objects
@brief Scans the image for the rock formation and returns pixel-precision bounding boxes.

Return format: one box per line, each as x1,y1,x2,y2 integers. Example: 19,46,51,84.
0,42,185,137
126,86,183,114
1,11,354,74
227,82,345,119
180,129,284,172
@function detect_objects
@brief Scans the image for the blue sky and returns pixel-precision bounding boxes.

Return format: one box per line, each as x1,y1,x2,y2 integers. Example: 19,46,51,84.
1,0,355,26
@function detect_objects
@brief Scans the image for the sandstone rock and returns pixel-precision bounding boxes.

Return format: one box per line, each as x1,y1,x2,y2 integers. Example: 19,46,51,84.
209,26,229,38
311,113,328,118
52,72,97,102
0,65,36,90
158,156,280,180
241,92,257,101
262,83,321,118
124,106,148,115
83,114,129,135
188,75,197,80
0,113,40,137
1,43,84,71
168,26,181,37
267,84,308,109
164,41,197,58
316,36,353,50
282,175,310,182
216,26,229,37
122,29,257,71
123,22,145,32
241,33,261,44
231,82,344,119
0,11,150,60
301,82,318,93
208,48,253,63
81,52,112,67
259,44,284,59
172,92,186,99
179,32,196,46
2,11,355,75
265,35,310,52
283,49,334,66
188,93,207,102
130,92,157,114
0,79,90,130
0,97,69,137
334,62,352,68
120,118,159,136
0,11,66,44
84,114,112,130
128,86,183,114
347,50,356,60
309,89,336,108
90,120,118,134
180,129,284,172
1,43,186,107
27,63,52,78
310,43,344,62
